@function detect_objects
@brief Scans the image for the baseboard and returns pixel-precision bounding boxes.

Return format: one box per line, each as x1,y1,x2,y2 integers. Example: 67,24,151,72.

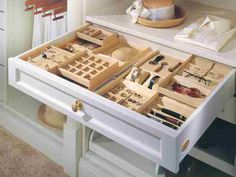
0,105,64,166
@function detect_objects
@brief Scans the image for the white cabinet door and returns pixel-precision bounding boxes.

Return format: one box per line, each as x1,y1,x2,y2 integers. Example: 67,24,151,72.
0,1,5,12
0,65,4,102
0,30,5,65
8,26,236,173
0,12,5,29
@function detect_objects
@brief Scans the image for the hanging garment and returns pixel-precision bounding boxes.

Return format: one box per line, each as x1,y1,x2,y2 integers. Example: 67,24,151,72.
32,13,67,47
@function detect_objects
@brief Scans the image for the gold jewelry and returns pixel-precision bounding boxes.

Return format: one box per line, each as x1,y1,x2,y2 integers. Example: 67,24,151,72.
121,93,128,97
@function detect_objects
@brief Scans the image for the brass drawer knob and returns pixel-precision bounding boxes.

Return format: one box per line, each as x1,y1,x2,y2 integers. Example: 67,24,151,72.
72,100,83,112
181,139,190,152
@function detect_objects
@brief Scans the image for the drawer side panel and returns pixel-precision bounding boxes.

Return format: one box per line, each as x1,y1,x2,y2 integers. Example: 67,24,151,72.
177,70,236,163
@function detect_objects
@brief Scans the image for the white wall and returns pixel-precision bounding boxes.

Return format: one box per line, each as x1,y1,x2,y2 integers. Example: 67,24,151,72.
7,0,34,57
85,0,133,16
189,0,236,11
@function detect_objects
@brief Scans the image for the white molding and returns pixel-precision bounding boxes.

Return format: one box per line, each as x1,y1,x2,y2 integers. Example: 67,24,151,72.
0,105,63,166
67,0,84,31
63,118,82,177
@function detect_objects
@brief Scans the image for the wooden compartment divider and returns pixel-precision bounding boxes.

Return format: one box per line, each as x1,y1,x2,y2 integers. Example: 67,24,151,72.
77,24,118,46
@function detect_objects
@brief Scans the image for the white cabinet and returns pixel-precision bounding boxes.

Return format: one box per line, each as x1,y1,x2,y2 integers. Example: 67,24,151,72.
0,66,4,102
0,1,5,12
0,12,5,29
8,23,236,173
79,152,134,177
0,29,5,65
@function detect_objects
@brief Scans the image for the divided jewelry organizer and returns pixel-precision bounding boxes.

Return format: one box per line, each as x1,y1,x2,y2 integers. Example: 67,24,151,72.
97,51,231,130
8,23,236,173
19,24,152,90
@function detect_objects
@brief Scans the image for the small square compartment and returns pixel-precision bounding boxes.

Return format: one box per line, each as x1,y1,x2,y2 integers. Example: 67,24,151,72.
90,70,98,75
70,68,77,73
88,56,95,61
83,67,90,72
84,53,90,58
76,57,84,63
97,66,104,71
83,60,90,65
103,62,110,67
77,71,83,76
95,59,102,64
64,66,70,70
76,64,83,69
84,74,91,80
89,63,96,68
70,61,77,66
190,57,214,70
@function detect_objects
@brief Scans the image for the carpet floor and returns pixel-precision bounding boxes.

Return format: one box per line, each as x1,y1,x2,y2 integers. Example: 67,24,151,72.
0,126,68,177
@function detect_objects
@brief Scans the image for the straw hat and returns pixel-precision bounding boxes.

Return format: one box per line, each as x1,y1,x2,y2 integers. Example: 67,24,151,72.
38,104,67,130
137,0,186,28
143,0,174,9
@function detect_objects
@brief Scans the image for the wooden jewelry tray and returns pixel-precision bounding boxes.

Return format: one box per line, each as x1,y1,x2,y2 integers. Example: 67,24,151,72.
93,36,153,69
97,62,195,130
158,57,232,108
77,24,118,46
124,52,190,91
143,96,195,130
58,51,120,90
20,44,79,72
139,53,183,78
101,79,158,113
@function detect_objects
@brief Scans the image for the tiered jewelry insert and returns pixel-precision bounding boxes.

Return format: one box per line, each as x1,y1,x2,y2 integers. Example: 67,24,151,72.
77,24,117,46
58,52,120,90
158,57,231,108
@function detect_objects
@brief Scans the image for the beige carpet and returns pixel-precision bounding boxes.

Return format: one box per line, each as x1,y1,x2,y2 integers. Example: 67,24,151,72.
0,126,68,177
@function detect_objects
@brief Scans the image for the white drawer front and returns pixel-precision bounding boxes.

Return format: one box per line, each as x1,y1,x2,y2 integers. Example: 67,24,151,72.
0,65,4,102
8,56,235,173
0,30,5,65
0,12,5,29
8,28,236,173
0,1,5,12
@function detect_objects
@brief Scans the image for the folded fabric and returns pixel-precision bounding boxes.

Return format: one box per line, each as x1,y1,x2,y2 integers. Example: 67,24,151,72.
126,0,151,23
175,15,236,51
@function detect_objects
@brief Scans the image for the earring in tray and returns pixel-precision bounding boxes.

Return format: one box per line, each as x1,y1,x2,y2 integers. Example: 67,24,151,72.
121,93,128,98
65,44,75,53
41,52,48,59
134,93,143,99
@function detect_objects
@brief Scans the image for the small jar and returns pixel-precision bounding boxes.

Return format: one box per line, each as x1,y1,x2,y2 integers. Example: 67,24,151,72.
143,0,175,21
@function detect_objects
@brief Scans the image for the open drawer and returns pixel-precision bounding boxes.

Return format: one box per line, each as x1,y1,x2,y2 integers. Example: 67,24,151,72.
8,24,235,173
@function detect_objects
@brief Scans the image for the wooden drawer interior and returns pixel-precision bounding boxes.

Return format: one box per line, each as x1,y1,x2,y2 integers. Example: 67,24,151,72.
17,24,233,132
97,53,232,130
